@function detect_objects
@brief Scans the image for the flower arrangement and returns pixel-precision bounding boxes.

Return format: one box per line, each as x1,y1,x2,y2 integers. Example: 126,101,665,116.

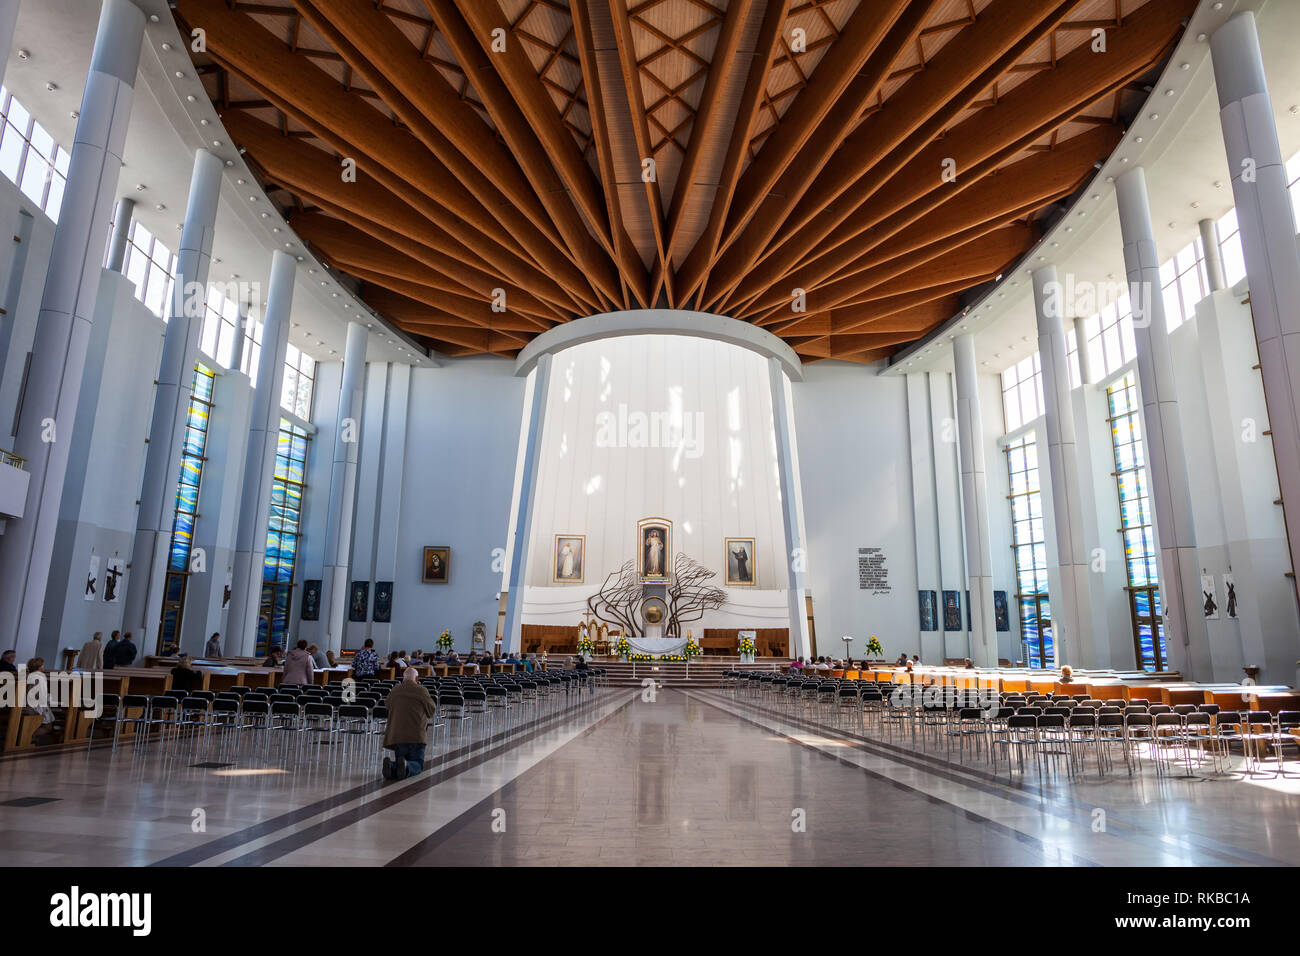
684,639,702,660
614,637,631,658
630,653,686,662
577,635,595,655
865,636,884,657
436,630,454,651
738,635,757,656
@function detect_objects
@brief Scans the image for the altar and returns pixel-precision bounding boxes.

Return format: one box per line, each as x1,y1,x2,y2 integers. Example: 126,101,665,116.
626,636,689,657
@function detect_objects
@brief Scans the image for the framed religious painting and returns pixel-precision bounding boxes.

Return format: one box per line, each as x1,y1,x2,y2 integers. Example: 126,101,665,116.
422,546,450,584
637,517,672,583
724,537,756,586
553,534,585,584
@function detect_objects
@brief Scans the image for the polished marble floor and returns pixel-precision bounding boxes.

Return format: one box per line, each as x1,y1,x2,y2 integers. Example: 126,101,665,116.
0,687,1297,866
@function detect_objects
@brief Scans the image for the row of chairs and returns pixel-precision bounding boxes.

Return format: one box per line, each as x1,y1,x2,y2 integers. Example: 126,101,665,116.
725,669,1300,779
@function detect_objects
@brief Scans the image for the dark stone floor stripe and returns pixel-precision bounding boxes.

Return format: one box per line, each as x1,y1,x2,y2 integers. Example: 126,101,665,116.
219,691,638,867
694,689,1292,867
149,690,631,867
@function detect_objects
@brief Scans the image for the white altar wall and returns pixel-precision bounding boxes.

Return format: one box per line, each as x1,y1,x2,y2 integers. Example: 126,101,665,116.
520,583,789,631
522,335,791,599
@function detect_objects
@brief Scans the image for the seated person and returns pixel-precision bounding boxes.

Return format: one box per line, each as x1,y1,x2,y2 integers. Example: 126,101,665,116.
23,658,62,745
169,654,205,692
382,668,437,781
308,644,328,669
262,646,284,668
0,650,17,674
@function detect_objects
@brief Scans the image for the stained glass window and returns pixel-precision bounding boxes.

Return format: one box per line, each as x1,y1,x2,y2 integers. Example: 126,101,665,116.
158,364,215,651
258,419,310,655
1006,432,1052,668
1106,371,1166,671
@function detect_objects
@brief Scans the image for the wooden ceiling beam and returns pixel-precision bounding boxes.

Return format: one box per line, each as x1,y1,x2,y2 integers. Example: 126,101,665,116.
220,111,578,316
176,0,570,292
662,0,753,269
673,0,790,306
608,0,672,306
290,1,584,275
570,0,650,309
718,0,913,249
290,212,561,325
739,125,1116,318
363,287,546,334
436,0,623,308
716,0,1191,311
715,0,935,269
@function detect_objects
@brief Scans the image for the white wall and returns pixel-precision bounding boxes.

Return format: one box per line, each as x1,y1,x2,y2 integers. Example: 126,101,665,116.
522,335,790,627
380,359,525,653
794,361,918,661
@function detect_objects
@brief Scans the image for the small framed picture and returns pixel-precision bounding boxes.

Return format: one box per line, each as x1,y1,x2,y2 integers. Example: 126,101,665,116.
553,534,585,584
422,546,450,584
724,537,756,586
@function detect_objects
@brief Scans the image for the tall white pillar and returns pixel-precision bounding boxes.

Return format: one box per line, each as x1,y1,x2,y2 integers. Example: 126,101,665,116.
105,197,134,273
1073,316,1094,387
502,353,552,653
227,251,295,655
1115,166,1206,674
320,321,367,653
123,148,223,646
0,0,144,655
1198,218,1227,293
0,1,19,91
952,334,998,666
768,357,812,659
1032,266,1096,666
1210,11,1300,608
228,299,249,373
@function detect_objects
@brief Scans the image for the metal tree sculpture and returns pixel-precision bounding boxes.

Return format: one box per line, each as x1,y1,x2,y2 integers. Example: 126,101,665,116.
587,560,641,637
665,552,726,638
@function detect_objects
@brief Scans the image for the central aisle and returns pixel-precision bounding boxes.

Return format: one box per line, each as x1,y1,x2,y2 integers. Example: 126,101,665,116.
385,690,1051,866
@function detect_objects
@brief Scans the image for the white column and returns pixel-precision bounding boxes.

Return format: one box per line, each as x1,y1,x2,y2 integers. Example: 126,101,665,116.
502,353,552,653
227,251,295,655
1032,265,1096,666
1210,11,1300,604
320,321,367,653
0,0,18,91
768,356,812,659
1073,316,1094,387
105,197,134,274
1115,166,1206,673
123,148,223,644
1199,218,1227,293
0,0,144,655
228,299,248,373
952,334,998,666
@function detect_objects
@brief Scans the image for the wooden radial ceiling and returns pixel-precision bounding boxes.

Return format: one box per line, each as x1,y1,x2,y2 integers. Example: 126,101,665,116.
173,0,1194,363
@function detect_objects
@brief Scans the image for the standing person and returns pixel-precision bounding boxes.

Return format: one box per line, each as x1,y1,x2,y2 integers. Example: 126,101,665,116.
282,640,315,685
104,631,121,669
110,633,137,668
77,632,105,671
351,638,379,679
203,632,222,658
382,667,437,780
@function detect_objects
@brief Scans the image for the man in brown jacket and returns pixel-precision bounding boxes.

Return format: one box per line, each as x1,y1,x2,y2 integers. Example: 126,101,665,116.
382,667,437,780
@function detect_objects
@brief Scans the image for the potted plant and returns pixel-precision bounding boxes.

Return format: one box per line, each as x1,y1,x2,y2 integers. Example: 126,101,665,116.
738,634,757,663
436,630,454,652
865,636,884,661
615,637,631,661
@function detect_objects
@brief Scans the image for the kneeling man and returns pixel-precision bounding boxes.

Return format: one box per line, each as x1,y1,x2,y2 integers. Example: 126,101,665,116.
383,667,437,780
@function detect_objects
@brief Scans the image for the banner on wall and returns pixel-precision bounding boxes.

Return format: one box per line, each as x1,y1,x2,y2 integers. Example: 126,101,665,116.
1201,574,1219,620
994,591,1010,632
943,590,961,632
301,580,321,621
373,582,393,623
348,581,369,623
84,555,99,601
103,558,124,604
918,590,937,631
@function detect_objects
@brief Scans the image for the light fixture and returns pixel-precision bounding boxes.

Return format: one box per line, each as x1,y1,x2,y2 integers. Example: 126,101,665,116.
16,49,29,59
